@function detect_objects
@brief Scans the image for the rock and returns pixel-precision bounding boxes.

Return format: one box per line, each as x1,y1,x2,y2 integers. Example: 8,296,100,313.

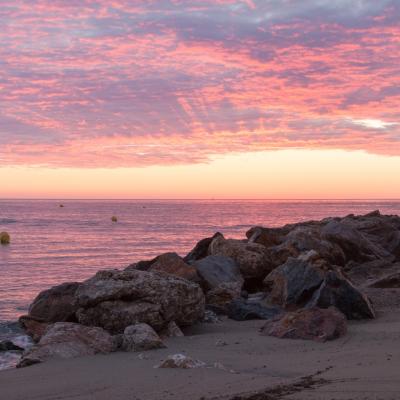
264,257,375,320
308,270,376,320
209,235,272,280
27,282,81,323
260,307,347,342
369,272,400,288
19,316,50,342
156,354,206,369
148,252,199,281
227,299,283,321
321,220,388,262
202,310,221,323
193,255,243,292
17,322,116,368
246,226,289,247
183,232,223,264
159,321,184,339
206,282,242,311
0,340,24,352
75,269,205,333
122,323,165,352
247,212,400,270
263,257,326,307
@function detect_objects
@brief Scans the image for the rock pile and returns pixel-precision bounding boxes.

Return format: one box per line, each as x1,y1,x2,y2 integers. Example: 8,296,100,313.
17,210,400,366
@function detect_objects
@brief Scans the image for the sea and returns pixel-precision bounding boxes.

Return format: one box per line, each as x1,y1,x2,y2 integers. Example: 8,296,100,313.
1,199,400,370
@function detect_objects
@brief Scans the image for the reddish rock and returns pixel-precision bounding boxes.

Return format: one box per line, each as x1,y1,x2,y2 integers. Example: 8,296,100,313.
260,307,347,342
148,252,199,282
19,316,50,342
27,282,81,323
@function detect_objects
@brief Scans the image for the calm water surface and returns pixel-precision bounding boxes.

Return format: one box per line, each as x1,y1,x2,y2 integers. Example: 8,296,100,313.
0,199,400,369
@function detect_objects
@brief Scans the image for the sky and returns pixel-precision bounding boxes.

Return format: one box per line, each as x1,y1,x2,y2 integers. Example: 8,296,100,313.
0,0,399,199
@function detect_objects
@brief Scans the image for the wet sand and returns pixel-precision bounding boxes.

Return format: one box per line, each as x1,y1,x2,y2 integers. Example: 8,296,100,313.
1,289,400,400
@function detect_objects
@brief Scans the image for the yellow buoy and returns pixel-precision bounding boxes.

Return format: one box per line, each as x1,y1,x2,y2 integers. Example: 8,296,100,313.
0,232,10,245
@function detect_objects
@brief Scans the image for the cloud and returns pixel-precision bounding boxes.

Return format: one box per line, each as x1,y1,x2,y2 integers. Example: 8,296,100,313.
0,0,399,167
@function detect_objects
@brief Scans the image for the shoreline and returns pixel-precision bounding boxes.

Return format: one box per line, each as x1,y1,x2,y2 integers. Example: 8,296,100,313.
1,296,400,400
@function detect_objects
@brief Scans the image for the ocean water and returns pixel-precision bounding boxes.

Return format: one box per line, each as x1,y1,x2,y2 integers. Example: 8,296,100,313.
0,199,399,369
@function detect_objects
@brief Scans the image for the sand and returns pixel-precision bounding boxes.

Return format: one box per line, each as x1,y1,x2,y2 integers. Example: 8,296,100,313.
1,289,400,400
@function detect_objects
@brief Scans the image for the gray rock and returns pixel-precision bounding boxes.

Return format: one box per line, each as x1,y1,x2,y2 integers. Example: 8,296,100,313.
263,257,326,306
159,321,184,339
265,256,375,320
156,354,206,369
193,255,243,291
17,322,116,368
321,220,389,262
122,323,165,352
227,299,283,321
308,270,376,319
75,269,205,333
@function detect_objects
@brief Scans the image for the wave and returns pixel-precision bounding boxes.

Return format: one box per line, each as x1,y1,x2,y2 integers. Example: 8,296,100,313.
0,218,17,224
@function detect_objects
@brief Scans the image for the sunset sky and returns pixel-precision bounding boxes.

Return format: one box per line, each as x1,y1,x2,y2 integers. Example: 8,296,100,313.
0,0,399,199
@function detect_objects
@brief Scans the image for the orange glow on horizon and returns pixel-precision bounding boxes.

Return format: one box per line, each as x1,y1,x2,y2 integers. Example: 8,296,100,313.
1,150,399,200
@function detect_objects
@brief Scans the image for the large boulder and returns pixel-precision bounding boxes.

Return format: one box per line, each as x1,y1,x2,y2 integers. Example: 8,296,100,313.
264,255,375,319
307,271,375,319
26,282,81,323
208,235,272,280
263,254,326,306
122,323,165,352
17,322,116,368
260,307,347,342
75,269,205,333
321,220,389,263
193,255,243,291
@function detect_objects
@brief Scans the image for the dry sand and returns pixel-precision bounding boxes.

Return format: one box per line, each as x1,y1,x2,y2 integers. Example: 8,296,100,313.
1,289,400,400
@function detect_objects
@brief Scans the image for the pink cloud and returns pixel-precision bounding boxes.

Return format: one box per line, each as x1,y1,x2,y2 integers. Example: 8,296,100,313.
0,1,399,167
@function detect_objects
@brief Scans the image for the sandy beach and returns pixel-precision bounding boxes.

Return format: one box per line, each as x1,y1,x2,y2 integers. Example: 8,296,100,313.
1,287,399,400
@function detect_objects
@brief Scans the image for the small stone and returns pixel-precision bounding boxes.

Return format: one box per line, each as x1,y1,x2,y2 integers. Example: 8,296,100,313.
122,323,166,352
156,354,206,369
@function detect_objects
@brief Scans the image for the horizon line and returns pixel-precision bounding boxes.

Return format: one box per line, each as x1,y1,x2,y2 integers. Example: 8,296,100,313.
1,198,400,201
